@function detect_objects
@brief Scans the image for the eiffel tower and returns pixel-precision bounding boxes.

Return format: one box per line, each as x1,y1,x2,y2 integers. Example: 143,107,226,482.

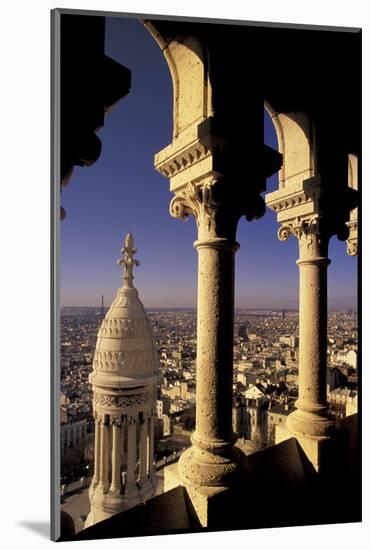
99,295,105,317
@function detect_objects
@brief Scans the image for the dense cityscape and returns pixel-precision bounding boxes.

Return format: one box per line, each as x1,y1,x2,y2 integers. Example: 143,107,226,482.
60,306,358,495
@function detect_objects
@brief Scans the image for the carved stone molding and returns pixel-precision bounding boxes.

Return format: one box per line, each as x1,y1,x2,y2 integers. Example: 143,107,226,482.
157,142,212,180
93,349,154,373
94,350,153,372
98,318,149,339
270,190,313,213
95,392,150,409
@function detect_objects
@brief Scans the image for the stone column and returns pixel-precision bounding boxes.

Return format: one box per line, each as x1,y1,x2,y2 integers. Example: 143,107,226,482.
278,219,334,443
120,420,125,465
154,105,277,523
266,174,355,472
147,415,155,477
139,416,148,484
346,154,358,257
171,181,246,489
98,415,110,492
110,420,122,494
125,415,137,494
92,416,101,486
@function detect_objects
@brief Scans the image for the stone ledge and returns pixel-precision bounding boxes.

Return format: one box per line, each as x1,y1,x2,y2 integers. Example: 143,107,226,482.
68,422,360,540
72,486,191,541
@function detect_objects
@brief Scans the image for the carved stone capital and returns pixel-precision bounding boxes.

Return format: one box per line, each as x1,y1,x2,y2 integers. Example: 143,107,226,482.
156,117,276,242
346,218,358,256
267,175,356,258
278,215,349,260
169,181,226,240
347,240,358,257
170,178,265,241
110,416,123,427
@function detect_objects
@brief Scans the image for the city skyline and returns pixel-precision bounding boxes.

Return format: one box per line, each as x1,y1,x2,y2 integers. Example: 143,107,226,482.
61,17,357,310
61,305,356,312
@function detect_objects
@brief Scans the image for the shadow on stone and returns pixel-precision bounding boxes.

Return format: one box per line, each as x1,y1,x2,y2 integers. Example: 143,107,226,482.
73,486,193,541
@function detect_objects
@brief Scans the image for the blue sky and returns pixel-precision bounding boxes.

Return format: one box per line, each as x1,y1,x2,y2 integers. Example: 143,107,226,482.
60,16,357,310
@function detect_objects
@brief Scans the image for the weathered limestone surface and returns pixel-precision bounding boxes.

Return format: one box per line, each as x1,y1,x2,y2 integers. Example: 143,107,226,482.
172,182,249,496
280,217,334,441
144,24,281,524
143,21,358,524
266,112,357,472
346,154,358,256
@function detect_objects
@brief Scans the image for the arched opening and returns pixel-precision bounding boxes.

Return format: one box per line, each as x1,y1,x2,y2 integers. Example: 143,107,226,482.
264,102,317,189
262,102,357,312
58,14,359,538
235,109,299,313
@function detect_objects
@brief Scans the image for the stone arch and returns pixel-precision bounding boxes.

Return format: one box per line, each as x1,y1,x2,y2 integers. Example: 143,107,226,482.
348,153,358,190
143,21,212,139
264,101,318,190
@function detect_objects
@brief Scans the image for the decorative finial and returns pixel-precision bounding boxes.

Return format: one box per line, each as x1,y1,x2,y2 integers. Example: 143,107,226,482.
117,232,140,288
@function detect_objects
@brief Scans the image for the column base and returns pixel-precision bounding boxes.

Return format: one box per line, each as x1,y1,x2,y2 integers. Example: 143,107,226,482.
109,486,122,496
286,409,337,473
179,442,247,488
96,481,110,494
86,487,126,527
286,409,335,440
164,461,247,528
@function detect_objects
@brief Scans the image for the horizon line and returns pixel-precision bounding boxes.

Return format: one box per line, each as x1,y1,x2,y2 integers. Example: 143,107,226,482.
61,305,357,312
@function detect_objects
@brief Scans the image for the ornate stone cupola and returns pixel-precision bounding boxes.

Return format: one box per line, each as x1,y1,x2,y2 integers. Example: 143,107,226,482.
86,233,158,527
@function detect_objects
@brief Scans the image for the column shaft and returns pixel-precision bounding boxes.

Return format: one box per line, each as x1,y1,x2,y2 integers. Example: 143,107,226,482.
93,418,101,485
179,238,245,487
193,241,236,446
147,416,155,476
297,258,329,413
98,421,109,491
110,422,121,493
126,417,137,493
139,418,148,483
286,241,334,441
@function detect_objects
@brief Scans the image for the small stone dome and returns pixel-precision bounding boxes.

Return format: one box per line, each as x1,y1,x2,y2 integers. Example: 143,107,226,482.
89,233,158,388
